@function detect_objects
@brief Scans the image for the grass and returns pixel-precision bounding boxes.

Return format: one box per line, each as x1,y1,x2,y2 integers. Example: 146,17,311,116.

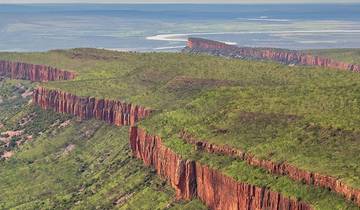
140,86,360,188
0,79,34,125
0,79,71,155
0,117,205,209
0,79,205,209
307,49,360,64
1,48,360,208
146,131,359,210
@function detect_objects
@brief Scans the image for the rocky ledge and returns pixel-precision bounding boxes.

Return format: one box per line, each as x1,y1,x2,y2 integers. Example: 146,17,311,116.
33,87,151,126
183,38,360,72
0,60,76,82
130,126,312,210
180,131,360,207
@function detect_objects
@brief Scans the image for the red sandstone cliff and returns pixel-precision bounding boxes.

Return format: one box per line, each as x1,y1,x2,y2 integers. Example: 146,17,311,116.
180,131,360,207
33,87,151,126
130,126,312,210
1,58,357,209
0,60,76,82
184,38,360,72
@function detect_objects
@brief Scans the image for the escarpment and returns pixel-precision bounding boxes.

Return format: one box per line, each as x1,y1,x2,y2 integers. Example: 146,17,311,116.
130,126,312,210
33,87,151,126
184,38,360,72
180,131,360,207
0,60,149,126
2,54,359,209
0,60,76,82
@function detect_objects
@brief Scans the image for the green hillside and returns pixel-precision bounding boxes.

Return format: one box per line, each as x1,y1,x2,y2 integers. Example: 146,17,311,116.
1,48,360,209
0,80,206,209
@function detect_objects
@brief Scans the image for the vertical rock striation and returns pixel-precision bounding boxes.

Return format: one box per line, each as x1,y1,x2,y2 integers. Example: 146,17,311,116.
184,38,360,72
129,126,197,200
0,60,76,82
180,131,360,207
130,126,312,210
33,87,151,126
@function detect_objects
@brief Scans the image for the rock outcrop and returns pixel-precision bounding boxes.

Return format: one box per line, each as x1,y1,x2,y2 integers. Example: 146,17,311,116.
184,38,360,72
0,60,76,82
33,87,151,126
180,131,360,207
130,126,312,210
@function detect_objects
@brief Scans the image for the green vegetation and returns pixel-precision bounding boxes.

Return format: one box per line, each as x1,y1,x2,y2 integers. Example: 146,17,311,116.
0,79,34,124
1,48,360,209
0,117,204,209
170,200,207,210
0,79,71,156
0,77,205,209
140,126,359,210
307,49,360,64
141,85,360,189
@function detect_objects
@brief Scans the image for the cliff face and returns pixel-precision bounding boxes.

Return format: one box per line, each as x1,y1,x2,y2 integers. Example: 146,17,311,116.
33,87,151,126
184,38,360,72
130,126,312,210
0,60,76,82
0,60,149,126
2,57,357,208
180,131,360,207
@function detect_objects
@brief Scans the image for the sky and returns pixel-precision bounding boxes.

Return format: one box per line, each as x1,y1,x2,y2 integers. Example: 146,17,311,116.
0,0,359,3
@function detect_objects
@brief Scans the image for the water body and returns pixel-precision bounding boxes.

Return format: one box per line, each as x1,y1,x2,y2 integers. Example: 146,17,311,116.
0,4,359,52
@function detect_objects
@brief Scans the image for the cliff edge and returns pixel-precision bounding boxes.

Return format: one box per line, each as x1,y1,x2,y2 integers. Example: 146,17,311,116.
183,38,360,72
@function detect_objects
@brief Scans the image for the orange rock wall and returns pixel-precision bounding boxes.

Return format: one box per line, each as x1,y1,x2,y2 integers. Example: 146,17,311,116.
130,126,312,210
185,38,360,72
0,60,76,82
180,131,360,207
33,87,151,126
